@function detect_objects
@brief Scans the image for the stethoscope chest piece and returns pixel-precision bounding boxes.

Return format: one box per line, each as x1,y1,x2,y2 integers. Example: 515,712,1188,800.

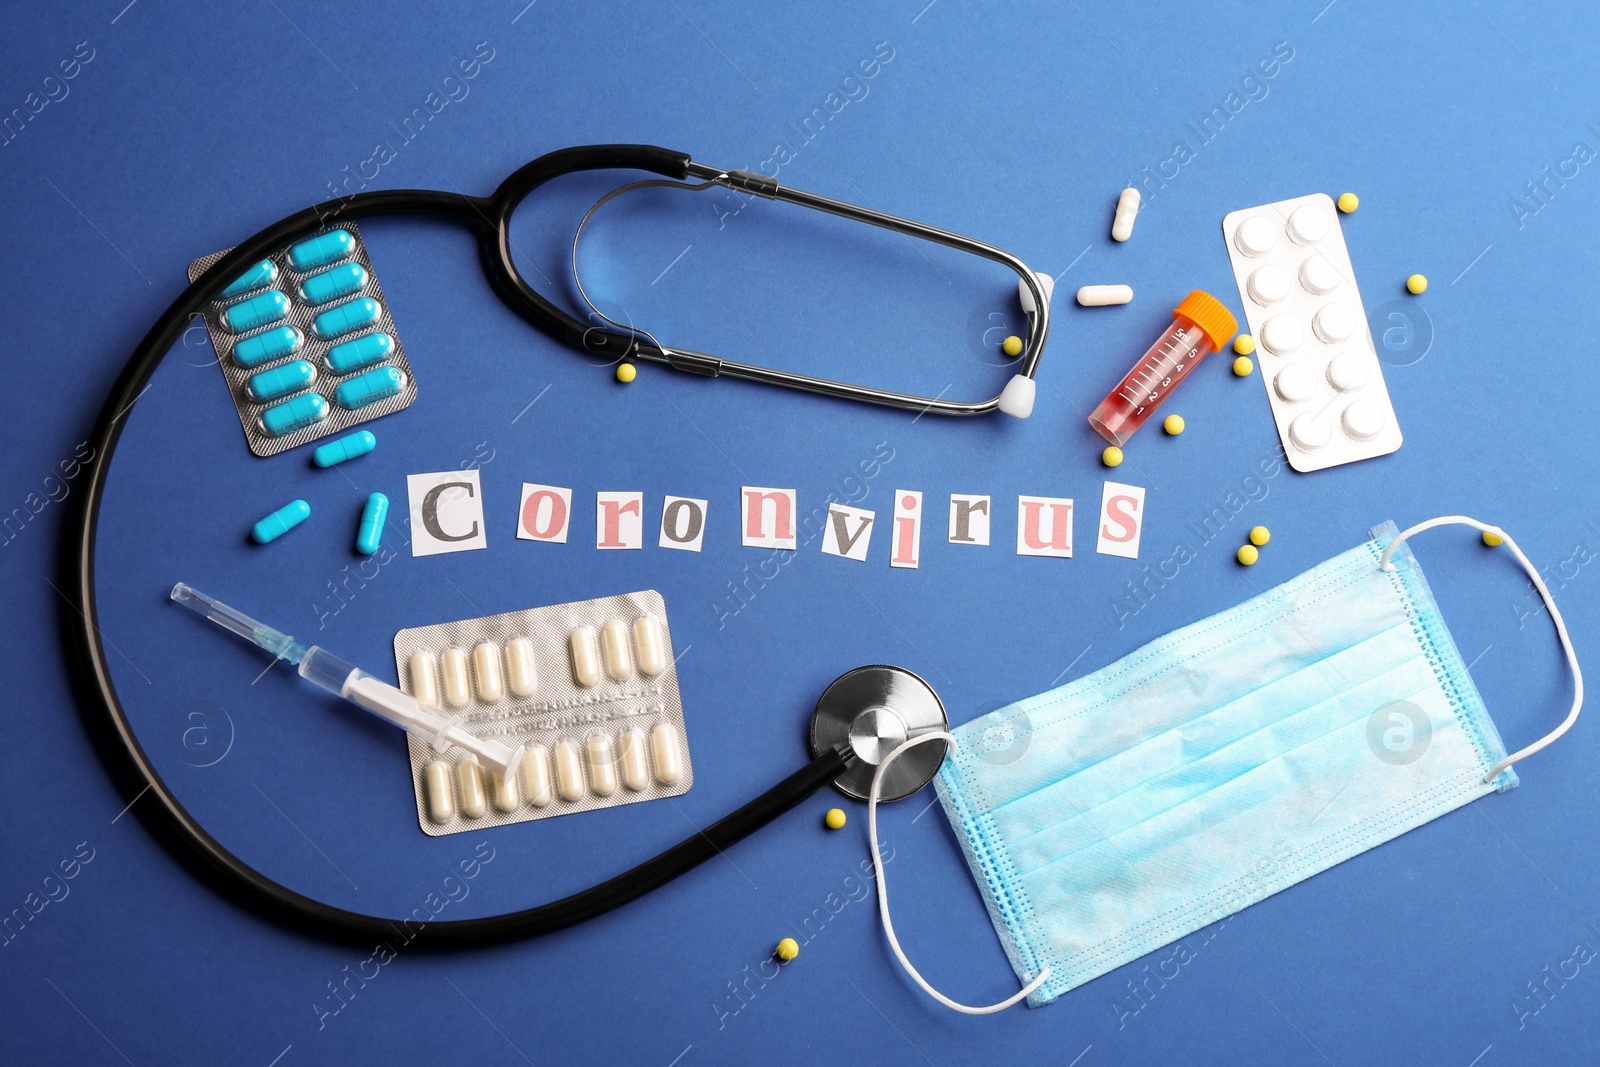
811,665,949,802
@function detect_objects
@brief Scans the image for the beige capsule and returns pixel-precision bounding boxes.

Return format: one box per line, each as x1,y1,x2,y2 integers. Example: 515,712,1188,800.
633,615,668,677
490,767,519,813
456,755,487,818
473,641,504,703
409,651,440,706
505,636,537,698
601,620,632,681
424,759,454,822
650,722,684,786
569,627,600,687
553,740,585,802
586,733,618,797
619,728,650,791
521,743,552,807
440,647,472,708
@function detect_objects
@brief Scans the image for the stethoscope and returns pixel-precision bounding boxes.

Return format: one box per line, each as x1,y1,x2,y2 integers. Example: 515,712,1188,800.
69,145,1008,945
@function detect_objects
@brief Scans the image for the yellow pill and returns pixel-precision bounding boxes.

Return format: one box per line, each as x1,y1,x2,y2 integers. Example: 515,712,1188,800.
1101,446,1123,468
824,808,847,830
1337,192,1359,213
616,363,637,383
1163,414,1185,436
1232,355,1254,377
1237,544,1259,566
776,937,799,961
1002,335,1023,357
1233,334,1256,356
1483,530,1503,547
1249,525,1270,546
1406,274,1428,295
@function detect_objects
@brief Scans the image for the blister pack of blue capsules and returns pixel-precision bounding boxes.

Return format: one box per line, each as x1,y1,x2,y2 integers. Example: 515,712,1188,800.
187,222,418,457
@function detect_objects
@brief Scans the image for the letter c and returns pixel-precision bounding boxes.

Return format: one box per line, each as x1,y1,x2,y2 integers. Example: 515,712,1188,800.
422,482,477,542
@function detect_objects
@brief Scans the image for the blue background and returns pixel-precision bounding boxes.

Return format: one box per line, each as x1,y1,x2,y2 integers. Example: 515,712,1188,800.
3,1,1597,1063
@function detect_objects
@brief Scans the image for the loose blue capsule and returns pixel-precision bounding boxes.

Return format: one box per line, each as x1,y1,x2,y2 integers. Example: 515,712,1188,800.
252,499,311,544
356,492,388,555
288,229,355,271
313,297,381,339
324,332,393,374
222,290,290,333
299,262,368,305
312,430,377,468
221,259,278,299
231,326,303,368
259,392,328,436
335,366,406,410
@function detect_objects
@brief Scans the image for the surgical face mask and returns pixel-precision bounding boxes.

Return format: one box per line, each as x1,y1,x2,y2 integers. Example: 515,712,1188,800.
868,517,1582,1012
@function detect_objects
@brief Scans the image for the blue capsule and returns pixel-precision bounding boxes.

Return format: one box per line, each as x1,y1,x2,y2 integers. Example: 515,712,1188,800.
259,392,328,436
252,499,311,544
324,332,393,374
313,297,381,340
299,262,367,305
231,326,302,368
356,492,388,555
313,430,376,468
246,359,317,402
221,259,278,299
288,229,355,271
222,290,290,333
335,366,406,410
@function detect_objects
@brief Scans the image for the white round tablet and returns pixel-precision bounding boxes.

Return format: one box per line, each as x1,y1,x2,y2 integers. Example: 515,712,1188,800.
1235,216,1278,257
1288,204,1330,245
1300,254,1342,295
1260,314,1304,355
1326,350,1370,392
1248,265,1292,306
1313,302,1357,344
1289,412,1333,451
1274,363,1317,403
1342,399,1386,440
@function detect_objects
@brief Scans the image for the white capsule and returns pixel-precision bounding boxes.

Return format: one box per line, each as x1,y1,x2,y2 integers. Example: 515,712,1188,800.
569,626,600,687
650,722,684,786
586,733,618,797
424,759,455,823
633,615,668,677
554,740,585,801
409,651,440,706
601,620,632,681
456,756,487,818
619,728,650,791
1076,284,1133,307
472,641,504,703
521,744,552,807
490,767,519,812
440,647,472,708
1110,187,1141,242
505,636,537,697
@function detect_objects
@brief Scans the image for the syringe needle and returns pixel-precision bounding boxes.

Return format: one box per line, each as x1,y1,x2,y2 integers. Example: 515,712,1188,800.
170,582,307,665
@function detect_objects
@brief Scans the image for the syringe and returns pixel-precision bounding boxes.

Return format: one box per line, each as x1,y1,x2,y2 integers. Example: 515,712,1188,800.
1088,291,1237,447
170,583,525,777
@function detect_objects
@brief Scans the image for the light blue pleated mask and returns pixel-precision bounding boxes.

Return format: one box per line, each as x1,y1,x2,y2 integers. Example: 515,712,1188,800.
867,518,1582,1012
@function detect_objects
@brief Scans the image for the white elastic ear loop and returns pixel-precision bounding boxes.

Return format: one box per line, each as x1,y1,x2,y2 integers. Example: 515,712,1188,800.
868,731,1050,1013
1379,516,1583,784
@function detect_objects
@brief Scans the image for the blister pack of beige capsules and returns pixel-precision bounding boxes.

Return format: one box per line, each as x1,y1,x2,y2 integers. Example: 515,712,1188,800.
188,222,418,458
392,590,692,837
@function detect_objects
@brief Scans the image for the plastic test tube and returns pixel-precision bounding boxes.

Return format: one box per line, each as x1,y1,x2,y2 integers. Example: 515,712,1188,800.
1088,290,1237,447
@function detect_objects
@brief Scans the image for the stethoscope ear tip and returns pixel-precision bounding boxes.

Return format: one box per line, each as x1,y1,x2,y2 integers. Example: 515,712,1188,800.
998,375,1036,418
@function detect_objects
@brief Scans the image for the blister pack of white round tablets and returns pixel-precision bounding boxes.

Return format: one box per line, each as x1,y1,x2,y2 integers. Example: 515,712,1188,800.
187,221,418,458
1222,193,1402,473
392,589,693,837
